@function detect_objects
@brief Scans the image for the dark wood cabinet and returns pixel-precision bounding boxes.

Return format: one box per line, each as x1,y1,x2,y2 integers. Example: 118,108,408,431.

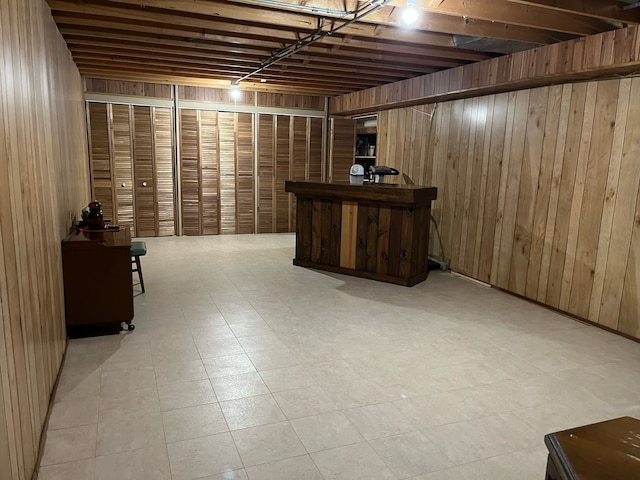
62,227,134,333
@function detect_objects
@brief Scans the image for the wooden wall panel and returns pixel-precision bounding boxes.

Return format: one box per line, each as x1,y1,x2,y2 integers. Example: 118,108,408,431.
257,114,275,233
330,24,640,115
377,77,640,340
0,1,89,479
257,92,324,110
88,103,115,222
85,77,172,98
329,118,356,183
275,116,291,233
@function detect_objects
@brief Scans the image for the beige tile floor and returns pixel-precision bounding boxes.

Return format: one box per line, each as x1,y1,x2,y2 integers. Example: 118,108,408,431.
39,234,640,480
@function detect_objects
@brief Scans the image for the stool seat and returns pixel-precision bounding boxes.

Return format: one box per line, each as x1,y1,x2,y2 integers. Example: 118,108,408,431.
131,241,147,257
131,241,147,294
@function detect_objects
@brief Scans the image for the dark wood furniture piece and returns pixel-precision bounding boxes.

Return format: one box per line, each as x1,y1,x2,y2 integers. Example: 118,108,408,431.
544,416,640,480
285,181,438,286
62,226,134,335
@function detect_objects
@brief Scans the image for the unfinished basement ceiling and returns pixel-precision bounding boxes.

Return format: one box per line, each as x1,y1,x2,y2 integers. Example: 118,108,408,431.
48,0,640,96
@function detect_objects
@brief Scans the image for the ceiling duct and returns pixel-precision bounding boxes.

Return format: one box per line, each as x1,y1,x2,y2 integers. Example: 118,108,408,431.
452,35,542,55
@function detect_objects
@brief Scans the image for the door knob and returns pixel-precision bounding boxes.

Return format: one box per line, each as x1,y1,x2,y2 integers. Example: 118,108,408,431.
142,181,147,187
121,183,126,187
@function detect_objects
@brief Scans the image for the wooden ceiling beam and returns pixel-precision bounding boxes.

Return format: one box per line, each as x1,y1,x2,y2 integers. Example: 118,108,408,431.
49,5,491,61
100,0,458,48
49,0,567,47
71,55,388,88
60,28,444,74
505,0,640,24
79,69,348,95
75,61,364,92
52,16,475,68
409,0,617,35
69,47,419,82
66,40,443,75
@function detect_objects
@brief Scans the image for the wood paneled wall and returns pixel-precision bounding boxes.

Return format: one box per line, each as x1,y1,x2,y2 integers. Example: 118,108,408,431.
0,1,89,479
256,115,323,233
378,77,640,339
85,77,172,98
87,103,176,236
329,118,356,183
330,24,640,115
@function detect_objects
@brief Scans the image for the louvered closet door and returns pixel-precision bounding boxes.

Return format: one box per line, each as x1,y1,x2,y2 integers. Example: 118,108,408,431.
133,106,156,236
257,115,324,233
153,108,176,236
179,109,220,236
180,109,201,235
236,112,254,234
200,110,220,235
257,114,275,233
88,103,116,223
111,104,135,232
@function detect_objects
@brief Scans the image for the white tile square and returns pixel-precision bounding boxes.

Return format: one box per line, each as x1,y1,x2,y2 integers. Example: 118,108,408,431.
38,459,95,480
40,424,97,466
210,372,270,401
344,402,414,440
290,412,363,452
154,360,208,385
97,412,165,456
219,394,286,430
311,442,396,480
162,403,229,443
95,445,171,480
167,432,243,480
204,354,257,378
48,397,99,430
231,421,306,467
158,379,217,411
246,349,300,371
369,430,454,478
259,365,317,392
273,386,337,419
244,454,323,480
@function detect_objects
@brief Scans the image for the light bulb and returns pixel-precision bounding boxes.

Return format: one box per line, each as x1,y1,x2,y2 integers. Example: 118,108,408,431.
230,83,241,100
402,1,419,25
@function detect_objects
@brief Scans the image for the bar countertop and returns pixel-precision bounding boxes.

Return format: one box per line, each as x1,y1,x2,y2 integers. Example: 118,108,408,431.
285,180,437,205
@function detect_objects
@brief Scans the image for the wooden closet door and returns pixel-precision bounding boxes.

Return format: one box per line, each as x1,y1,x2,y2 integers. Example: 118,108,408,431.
257,114,275,233
236,112,254,234
131,106,176,237
180,109,201,235
111,104,134,232
88,102,116,223
200,110,220,235
133,106,156,237
257,115,324,233
218,112,238,234
153,108,175,236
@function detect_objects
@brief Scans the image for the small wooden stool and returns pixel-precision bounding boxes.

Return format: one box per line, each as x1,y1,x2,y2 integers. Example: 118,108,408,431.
544,416,640,480
131,241,147,294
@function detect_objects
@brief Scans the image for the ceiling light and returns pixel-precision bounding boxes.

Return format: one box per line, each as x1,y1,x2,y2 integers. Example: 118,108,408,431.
230,82,241,100
402,0,420,26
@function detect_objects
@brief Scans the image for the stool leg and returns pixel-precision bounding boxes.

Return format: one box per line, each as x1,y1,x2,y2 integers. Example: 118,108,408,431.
134,255,145,293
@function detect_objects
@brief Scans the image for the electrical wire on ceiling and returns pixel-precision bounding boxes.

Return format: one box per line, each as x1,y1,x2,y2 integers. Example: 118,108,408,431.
250,0,361,17
231,0,393,87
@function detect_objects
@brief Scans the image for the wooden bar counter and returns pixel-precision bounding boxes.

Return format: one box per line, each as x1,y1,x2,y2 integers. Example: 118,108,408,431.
285,181,437,286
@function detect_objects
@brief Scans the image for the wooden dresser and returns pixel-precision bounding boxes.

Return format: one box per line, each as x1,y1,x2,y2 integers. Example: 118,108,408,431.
62,227,134,335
